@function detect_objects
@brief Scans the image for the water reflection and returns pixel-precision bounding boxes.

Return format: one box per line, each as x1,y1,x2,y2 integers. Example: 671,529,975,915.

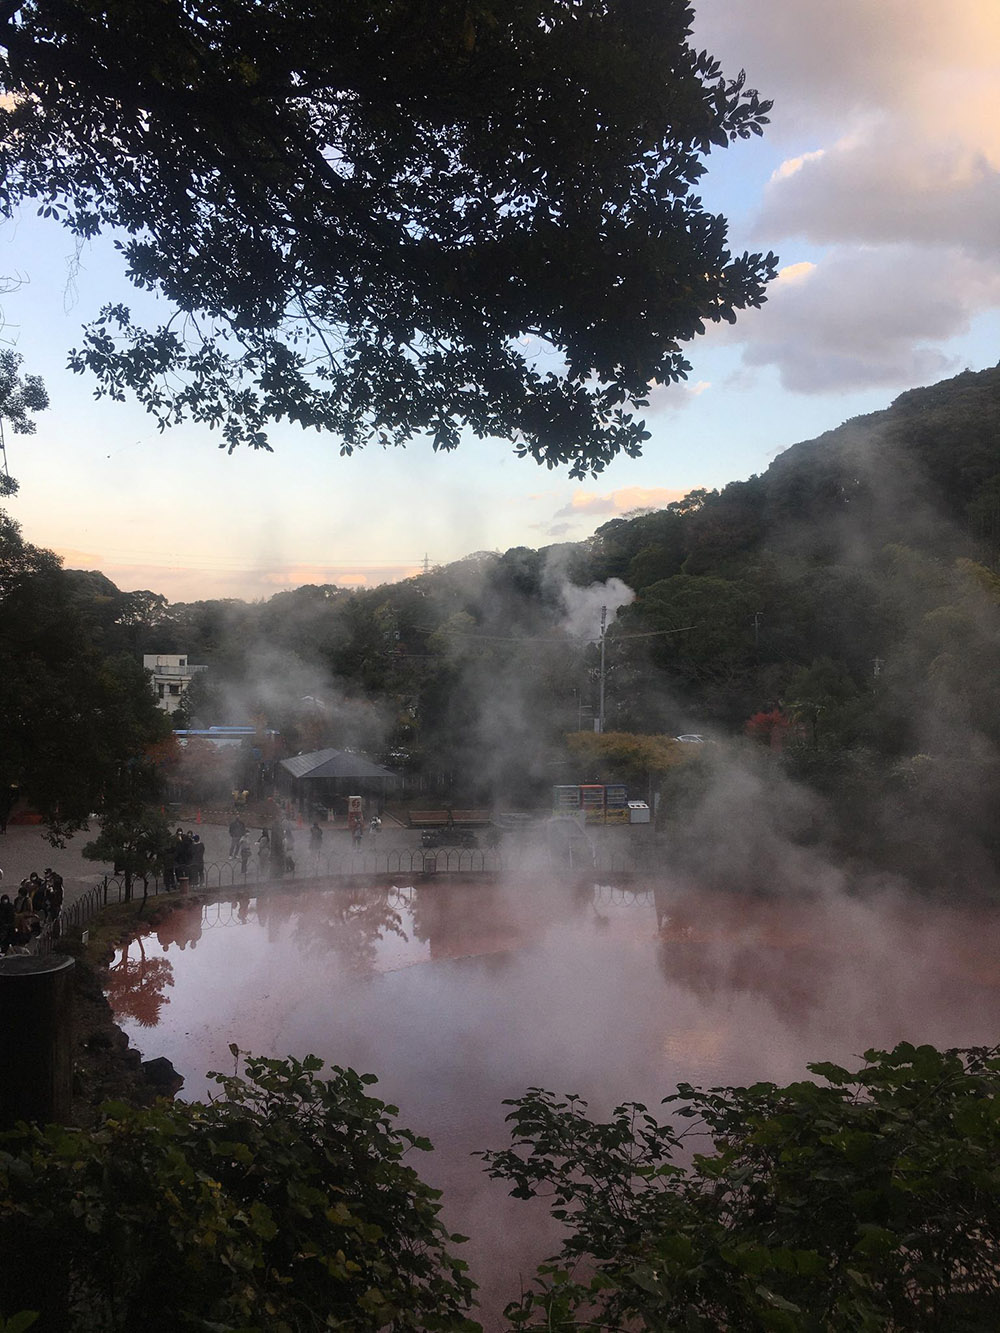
105,933,175,1029
264,885,408,976
107,879,1000,1325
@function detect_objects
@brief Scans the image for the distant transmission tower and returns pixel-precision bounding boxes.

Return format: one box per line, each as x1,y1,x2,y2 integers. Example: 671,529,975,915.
422,553,431,576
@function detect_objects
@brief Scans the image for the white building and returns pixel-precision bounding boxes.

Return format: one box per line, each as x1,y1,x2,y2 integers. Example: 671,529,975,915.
143,653,207,714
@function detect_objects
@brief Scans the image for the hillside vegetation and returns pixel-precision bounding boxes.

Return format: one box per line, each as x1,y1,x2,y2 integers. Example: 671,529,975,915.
7,364,1000,889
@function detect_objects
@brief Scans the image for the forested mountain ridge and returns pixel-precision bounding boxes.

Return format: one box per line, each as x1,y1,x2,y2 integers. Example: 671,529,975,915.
6,363,999,886
589,363,1000,585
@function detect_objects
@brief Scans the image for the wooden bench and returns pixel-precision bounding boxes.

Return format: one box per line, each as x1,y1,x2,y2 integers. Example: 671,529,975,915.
407,808,493,828
407,810,453,828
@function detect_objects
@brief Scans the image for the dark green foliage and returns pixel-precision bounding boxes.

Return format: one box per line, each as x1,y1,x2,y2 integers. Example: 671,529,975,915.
0,512,169,840
0,1052,479,1332
18,363,996,880
0,0,775,473
0,348,48,495
481,1043,1000,1330
82,784,172,900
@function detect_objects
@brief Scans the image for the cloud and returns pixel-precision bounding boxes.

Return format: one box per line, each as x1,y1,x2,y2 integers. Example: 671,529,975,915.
644,378,712,414
775,261,816,285
552,486,688,521
725,246,1000,394
756,129,1000,255
707,0,1000,259
693,1,1000,143
771,150,826,182
689,1,1000,398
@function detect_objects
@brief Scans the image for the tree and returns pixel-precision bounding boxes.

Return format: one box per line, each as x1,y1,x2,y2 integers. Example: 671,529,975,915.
744,706,794,750
0,1052,479,1332
104,932,175,1027
482,1043,1000,1330
0,347,48,496
0,512,170,839
564,728,691,789
83,788,172,901
0,0,775,475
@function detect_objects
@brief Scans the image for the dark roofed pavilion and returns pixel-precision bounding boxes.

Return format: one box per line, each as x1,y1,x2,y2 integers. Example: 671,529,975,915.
278,748,399,820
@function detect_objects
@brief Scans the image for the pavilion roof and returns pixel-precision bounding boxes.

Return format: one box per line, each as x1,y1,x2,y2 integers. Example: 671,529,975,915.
279,748,399,781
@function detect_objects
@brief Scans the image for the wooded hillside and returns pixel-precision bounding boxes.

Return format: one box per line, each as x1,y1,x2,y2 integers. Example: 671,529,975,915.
11,363,1000,887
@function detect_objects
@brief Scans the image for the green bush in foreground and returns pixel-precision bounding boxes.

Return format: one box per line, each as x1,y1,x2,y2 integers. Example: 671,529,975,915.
0,1051,478,1333
3,1044,1000,1330
481,1043,1000,1330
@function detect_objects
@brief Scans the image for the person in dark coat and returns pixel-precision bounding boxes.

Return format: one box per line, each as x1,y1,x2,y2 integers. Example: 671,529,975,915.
174,829,193,884
228,815,246,857
191,835,206,887
30,875,46,914
0,893,14,951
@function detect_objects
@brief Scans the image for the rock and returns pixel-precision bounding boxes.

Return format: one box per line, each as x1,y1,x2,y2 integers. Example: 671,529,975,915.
141,1056,184,1097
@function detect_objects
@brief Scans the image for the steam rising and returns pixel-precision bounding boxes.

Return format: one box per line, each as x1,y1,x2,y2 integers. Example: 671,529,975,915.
552,569,636,641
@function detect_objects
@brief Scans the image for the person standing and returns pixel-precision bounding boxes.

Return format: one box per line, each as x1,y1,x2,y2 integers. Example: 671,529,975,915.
228,814,246,857
0,893,14,952
191,835,205,887
175,829,193,886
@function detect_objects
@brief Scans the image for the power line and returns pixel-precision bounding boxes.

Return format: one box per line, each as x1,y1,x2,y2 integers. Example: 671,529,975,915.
414,624,696,642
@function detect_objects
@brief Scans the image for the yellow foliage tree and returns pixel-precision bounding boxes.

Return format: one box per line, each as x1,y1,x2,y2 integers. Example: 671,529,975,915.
564,731,694,791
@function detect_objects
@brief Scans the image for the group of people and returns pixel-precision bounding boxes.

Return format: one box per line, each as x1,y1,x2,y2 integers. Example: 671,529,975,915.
227,813,346,876
162,828,206,889
227,816,293,876
222,805,384,878
0,867,64,955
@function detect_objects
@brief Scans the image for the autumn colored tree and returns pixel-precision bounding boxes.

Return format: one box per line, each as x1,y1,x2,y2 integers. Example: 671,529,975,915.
744,707,795,750
564,729,692,792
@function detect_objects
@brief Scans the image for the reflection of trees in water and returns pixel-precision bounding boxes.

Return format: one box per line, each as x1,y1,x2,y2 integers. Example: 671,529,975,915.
656,888,1000,1033
409,883,526,962
106,932,175,1028
287,886,407,978
655,890,834,1029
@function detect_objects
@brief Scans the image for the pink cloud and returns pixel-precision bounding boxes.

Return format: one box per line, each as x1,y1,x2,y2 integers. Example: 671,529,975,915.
552,485,688,521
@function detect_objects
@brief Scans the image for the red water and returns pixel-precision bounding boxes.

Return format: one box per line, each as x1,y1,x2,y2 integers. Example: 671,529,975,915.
108,879,1000,1322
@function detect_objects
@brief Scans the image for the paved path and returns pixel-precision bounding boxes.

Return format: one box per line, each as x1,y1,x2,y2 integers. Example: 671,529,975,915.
0,819,237,912
1,813,655,915
0,816,430,912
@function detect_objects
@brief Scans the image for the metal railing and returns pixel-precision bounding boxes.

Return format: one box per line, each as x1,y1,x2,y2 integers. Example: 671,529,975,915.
37,841,662,950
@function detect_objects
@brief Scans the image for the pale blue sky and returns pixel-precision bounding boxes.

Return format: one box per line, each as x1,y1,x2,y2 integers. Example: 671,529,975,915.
3,0,998,601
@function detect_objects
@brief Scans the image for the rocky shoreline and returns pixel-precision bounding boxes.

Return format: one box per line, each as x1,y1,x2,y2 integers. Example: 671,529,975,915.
67,895,203,1125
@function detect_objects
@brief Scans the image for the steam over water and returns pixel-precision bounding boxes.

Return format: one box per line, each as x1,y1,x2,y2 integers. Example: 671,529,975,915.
109,879,1000,1320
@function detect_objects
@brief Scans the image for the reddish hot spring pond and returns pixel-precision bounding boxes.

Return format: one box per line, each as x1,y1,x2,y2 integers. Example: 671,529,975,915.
108,878,1000,1320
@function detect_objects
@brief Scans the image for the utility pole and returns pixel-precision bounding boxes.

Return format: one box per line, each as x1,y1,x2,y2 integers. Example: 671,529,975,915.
598,604,607,734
